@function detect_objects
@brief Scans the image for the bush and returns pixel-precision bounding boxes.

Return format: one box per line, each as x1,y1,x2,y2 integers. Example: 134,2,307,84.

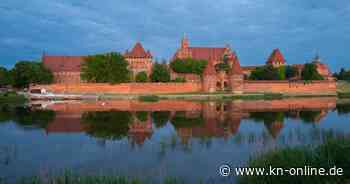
135,71,148,82
138,95,160,102
150,63,170,82
172,77,186,83
170,58,208,75
302,63,324,81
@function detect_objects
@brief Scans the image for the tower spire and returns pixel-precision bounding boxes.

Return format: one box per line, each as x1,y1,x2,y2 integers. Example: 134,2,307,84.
181,33,189,49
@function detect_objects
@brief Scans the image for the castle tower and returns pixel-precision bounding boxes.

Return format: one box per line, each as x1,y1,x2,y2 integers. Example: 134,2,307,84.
202,64,217,93
266,48,286,68
181,34,189,49
229,56,244,94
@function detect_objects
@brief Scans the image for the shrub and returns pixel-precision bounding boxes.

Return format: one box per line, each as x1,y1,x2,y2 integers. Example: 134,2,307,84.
172,77,186,83
138,95,160,102
170,58,208,75
150,63,170,82
135,71,148,82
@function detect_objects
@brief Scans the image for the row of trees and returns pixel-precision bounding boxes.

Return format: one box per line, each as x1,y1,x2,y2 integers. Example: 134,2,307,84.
333,68,350,81
0,61,53,88
170,58,208,75
249,63,324,81
81,53,174,83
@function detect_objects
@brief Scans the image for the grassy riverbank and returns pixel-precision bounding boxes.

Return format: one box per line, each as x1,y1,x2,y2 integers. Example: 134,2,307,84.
239,137,350,184
337,81,350,98
0,92,27,104
0,176,185,184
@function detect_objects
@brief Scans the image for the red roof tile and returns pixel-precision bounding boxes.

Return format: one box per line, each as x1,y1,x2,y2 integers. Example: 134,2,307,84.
188,47,226,61
42,55,85,72
267,49,286,65
125,42,152,58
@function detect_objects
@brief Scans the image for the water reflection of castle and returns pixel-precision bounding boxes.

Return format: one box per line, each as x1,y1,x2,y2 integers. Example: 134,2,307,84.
38,98,336,146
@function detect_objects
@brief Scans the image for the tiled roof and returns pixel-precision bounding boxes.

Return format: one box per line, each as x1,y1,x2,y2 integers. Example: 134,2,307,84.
42,55,85,72
267,49,286,65
187,47,226,61
125,42,152,58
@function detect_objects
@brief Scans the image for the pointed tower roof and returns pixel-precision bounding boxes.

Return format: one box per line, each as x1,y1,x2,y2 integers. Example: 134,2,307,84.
312,54,321,64
266,48,286,65
125,42,152,58
229,55,243,75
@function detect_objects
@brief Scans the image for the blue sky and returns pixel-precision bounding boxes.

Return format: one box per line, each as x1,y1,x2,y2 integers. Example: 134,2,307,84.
1,0,349,71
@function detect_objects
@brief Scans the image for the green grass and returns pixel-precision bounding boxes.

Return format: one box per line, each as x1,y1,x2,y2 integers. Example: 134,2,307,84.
239,138,350,184
0,92,27,104
337,81,350,93
337,81,350,98
5,174,186,184
138,95,160,102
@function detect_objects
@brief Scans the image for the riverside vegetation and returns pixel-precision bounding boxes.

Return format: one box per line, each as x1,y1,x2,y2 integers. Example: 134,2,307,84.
1,138,348,184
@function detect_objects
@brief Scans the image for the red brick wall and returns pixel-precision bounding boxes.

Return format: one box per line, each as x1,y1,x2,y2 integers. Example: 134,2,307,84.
33,82,202,95
243,80,336,95
170,71,201,82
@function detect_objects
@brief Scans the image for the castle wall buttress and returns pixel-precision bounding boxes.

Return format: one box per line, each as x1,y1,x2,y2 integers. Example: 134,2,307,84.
230,74,244,94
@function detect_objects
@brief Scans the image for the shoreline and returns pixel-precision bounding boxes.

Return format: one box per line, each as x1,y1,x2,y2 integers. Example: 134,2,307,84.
27,92,339,101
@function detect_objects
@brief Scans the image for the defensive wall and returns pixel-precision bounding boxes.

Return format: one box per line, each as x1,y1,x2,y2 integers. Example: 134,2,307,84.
31,80,336,95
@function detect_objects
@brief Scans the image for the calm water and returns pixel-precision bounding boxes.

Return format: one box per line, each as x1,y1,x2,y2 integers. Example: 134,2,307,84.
0,98,350,183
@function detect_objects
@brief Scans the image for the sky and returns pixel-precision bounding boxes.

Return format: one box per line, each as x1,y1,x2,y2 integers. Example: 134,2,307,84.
1,0,349,71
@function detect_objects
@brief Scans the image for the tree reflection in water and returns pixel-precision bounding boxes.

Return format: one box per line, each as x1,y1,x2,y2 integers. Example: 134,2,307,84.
0,105,55,129
81,111,132,140
151,111,170,128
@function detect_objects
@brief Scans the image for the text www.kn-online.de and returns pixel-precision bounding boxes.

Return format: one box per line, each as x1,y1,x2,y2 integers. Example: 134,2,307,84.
219,165,344,177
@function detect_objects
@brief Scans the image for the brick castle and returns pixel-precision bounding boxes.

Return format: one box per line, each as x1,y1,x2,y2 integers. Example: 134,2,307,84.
39,36,335,94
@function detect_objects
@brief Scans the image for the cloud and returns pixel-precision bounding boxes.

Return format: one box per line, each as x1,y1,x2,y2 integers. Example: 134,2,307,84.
0,0,350,71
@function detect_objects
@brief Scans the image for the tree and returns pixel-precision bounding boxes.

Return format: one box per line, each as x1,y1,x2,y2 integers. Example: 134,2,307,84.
302,63,324,80
150,63,170,82
285,65,298,79
277,66,286,80
80,52,130,84
249,65,280,80
334,68,350,81
0,67,13,87
135,71,148,82
11,61,53,88
170,58,208,75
